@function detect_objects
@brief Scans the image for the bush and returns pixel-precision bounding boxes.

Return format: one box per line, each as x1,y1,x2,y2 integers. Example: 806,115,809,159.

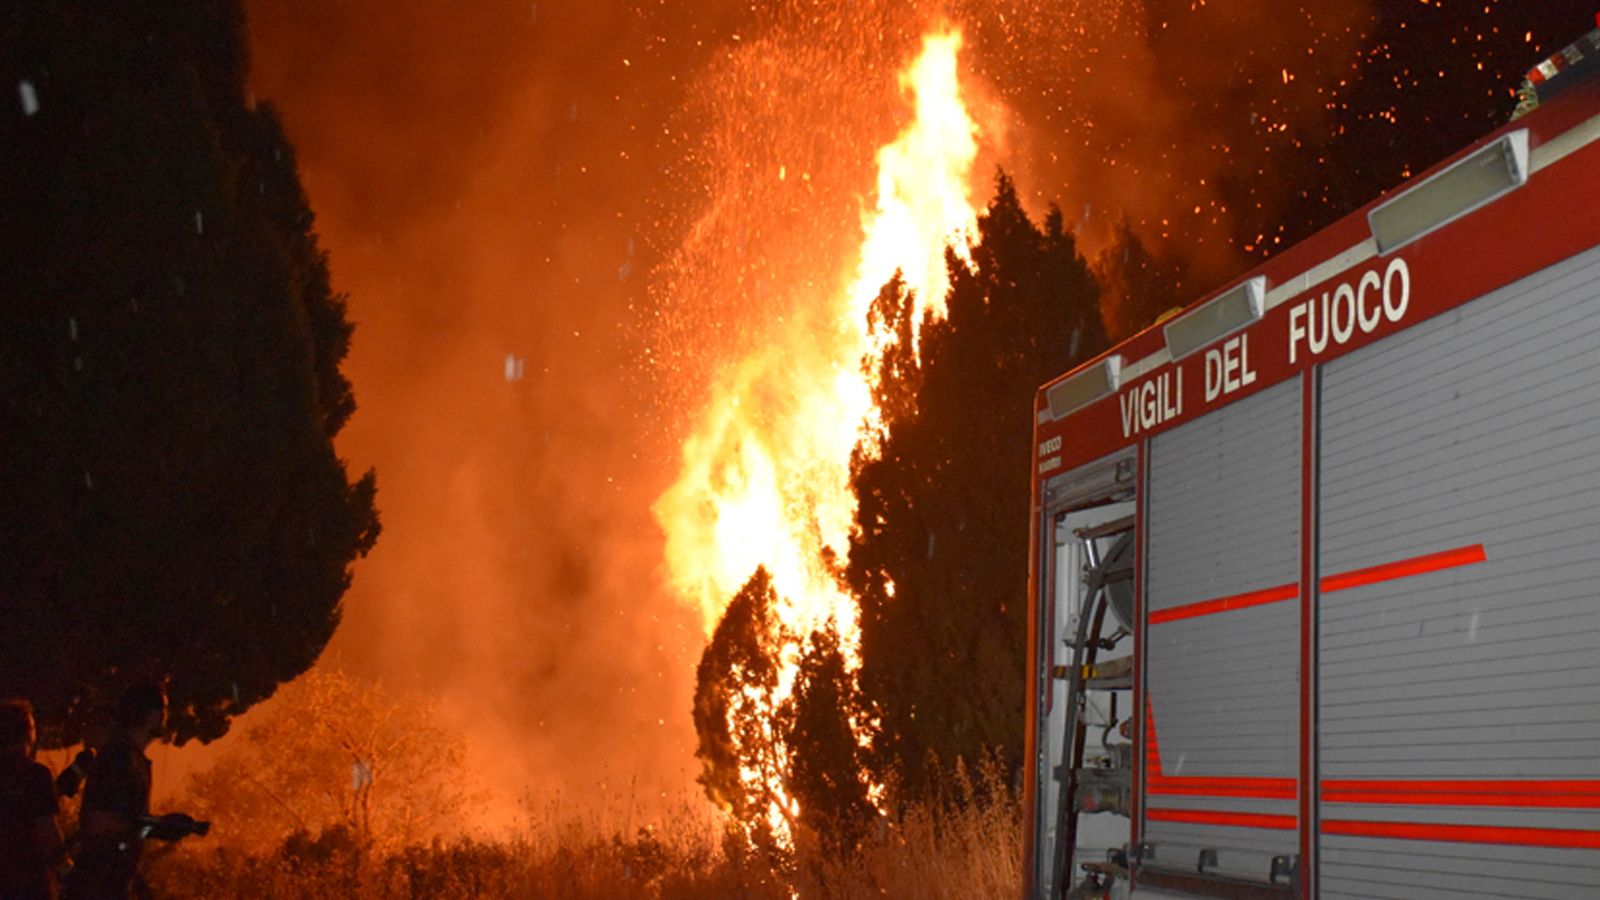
179,669,479,857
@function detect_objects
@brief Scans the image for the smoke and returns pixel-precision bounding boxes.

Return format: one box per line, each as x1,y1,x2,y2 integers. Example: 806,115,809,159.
220,0,738,823
158,0,1385,828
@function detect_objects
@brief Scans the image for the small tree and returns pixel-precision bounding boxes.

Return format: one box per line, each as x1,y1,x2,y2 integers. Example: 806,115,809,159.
182,669,476,856
779,627,877,852
691,568,796,851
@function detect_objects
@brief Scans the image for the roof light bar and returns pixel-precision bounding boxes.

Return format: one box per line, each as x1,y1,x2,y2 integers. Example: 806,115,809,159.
1369,130,1530,254
1162,276,1266,361
1047,355,1122,420
1514,27,1600,119
1529,26,1600,87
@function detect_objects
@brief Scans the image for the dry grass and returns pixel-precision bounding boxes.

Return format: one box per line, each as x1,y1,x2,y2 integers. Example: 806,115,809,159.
792,761,1022,899
146,773,1021,899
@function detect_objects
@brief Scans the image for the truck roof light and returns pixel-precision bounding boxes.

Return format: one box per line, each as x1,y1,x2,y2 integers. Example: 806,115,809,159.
1046,355,1122,420
1525,26,1600,86
1513,27,1600,119
1369,130,1529,254
1162,276,1266,361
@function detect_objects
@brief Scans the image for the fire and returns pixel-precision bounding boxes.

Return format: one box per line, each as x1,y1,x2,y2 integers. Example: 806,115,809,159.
854,31,979,332
654,28,983,839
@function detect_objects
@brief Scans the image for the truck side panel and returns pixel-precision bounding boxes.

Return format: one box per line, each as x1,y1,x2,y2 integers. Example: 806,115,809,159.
1317,242,1600,897
1143,378,1302,882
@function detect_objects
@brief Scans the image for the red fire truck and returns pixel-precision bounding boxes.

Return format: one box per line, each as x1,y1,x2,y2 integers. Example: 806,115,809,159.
1024,27,1600,900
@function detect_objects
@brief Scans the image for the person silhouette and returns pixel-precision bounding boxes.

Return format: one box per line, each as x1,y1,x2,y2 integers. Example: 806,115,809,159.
62,685,166,900
0,698,63,900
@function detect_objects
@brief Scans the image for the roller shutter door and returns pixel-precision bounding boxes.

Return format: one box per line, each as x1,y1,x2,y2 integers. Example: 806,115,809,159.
1143,376,1301,883
1318,243,1600,898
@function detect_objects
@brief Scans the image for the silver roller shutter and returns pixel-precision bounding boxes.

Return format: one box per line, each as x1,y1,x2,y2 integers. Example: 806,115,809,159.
1318,243,1600,899
1143,376,1302,882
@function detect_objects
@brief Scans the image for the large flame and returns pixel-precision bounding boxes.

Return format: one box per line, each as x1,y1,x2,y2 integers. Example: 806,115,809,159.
654,29,982,836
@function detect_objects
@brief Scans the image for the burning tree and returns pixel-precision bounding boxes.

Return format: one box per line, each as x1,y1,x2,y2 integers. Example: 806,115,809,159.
691,568,798,850
848,175,1106,801
777,627,878,851
668,26,985,849
693,568,878,854
675,24,1112,847
693,175,1104,845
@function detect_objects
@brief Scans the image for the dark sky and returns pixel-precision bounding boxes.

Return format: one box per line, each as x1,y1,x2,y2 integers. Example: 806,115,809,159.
162,0,1599,821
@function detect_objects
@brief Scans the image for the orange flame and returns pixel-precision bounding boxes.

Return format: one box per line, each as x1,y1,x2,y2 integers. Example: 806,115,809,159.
655,28,982,838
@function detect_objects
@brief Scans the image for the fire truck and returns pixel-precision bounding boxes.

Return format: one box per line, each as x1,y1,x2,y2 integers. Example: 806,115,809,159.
1024,26,1600,900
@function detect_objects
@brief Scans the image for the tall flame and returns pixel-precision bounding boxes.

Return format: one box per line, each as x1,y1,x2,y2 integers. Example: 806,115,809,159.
654,28,982,835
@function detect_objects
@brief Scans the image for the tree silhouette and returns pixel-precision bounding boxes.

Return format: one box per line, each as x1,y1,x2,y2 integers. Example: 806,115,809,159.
1093,220,1190,341
778,627,876,852
848,174,1105,800
0,1,378,745
693,564,882,854
692,568,795,850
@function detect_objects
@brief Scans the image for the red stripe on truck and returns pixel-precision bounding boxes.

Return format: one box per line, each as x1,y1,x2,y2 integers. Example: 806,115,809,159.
1147,544,1487,625
1143,779,1600,807
1148,779,1296,799
1327,779,1600,796
1324,779,1600,808
1325,790,1600,808
1148,583,1298,624
1147,809,1298,830
1318,544,1487,593
1321,820,1600,849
